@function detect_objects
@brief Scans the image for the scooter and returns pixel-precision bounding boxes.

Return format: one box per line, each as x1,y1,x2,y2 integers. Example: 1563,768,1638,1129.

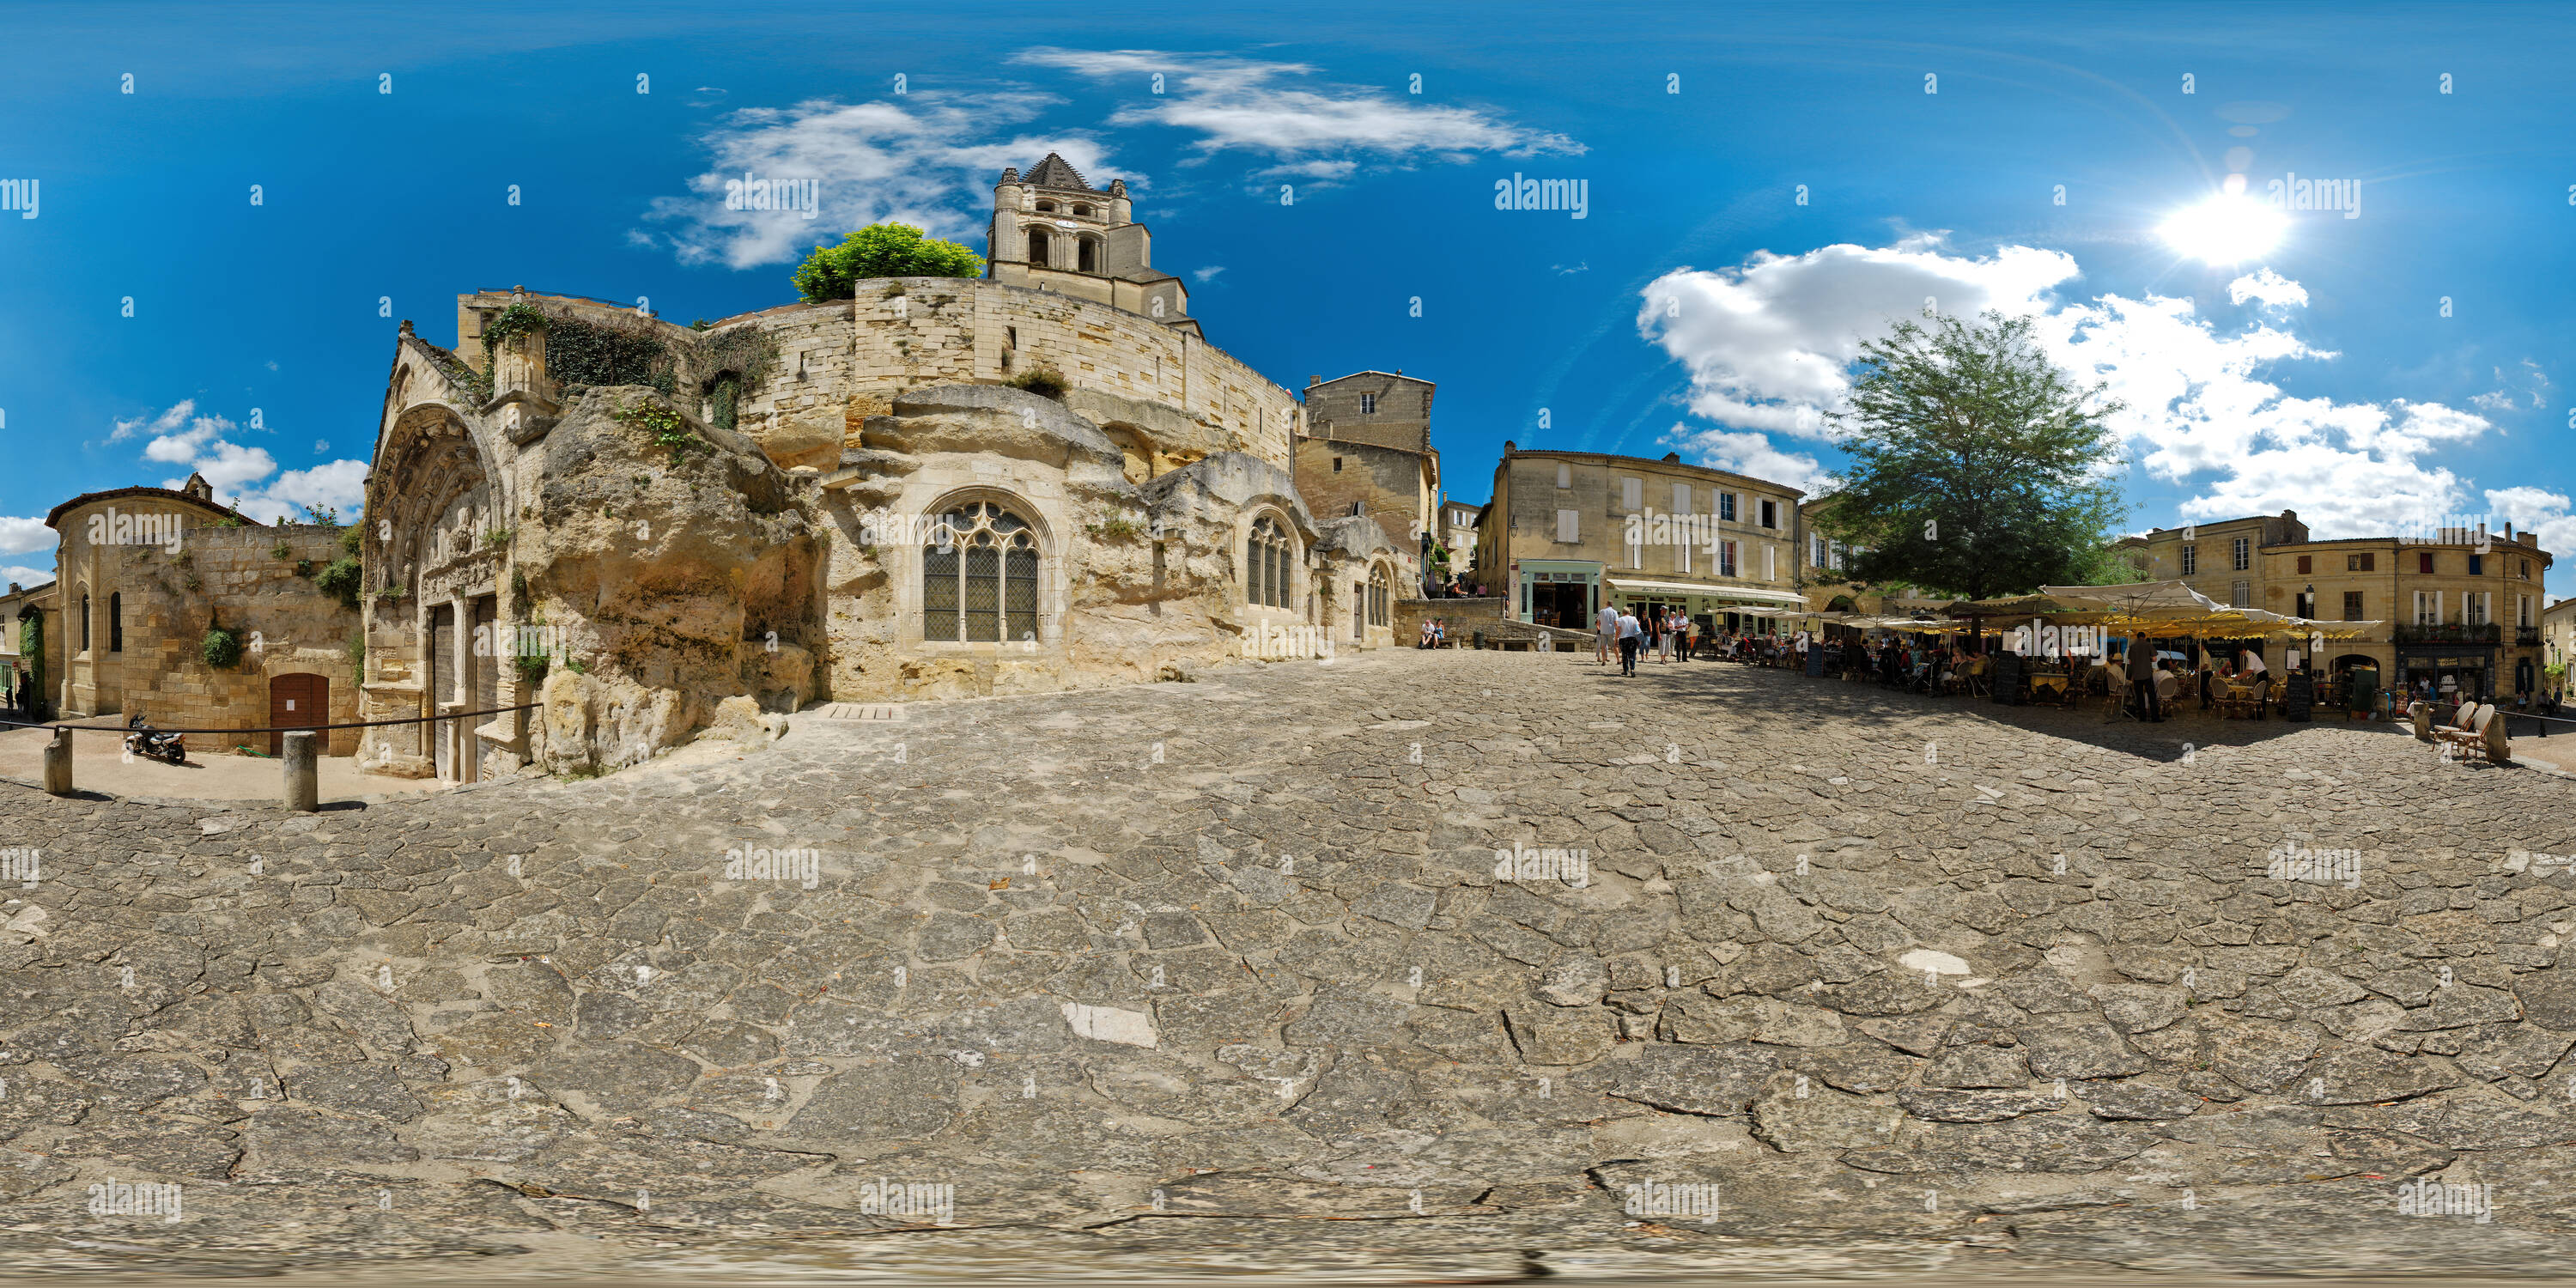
124,712,187,764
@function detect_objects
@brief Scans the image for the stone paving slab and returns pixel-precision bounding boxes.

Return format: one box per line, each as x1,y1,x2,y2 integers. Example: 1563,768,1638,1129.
0,648,2571,1280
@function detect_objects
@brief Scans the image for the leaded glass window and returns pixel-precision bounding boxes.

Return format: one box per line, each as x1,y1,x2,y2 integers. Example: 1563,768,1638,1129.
923,501,1041,644
1249,516,1291,609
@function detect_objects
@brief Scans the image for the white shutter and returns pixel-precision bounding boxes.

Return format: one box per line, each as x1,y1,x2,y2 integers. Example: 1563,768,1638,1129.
1765,545,1776,580
1623,477,1642,510
1556,509,1578,543
1555,462,1571,489
1672,482,1691,513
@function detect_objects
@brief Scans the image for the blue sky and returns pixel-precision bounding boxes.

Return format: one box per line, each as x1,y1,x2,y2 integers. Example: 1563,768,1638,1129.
4,2,2574,592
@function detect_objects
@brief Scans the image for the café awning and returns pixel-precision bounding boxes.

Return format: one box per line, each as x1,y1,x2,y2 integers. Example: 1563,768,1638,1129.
1605,579,1810,605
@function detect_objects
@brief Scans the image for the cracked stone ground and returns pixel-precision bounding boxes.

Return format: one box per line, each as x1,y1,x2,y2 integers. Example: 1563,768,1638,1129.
4,649,2576,1282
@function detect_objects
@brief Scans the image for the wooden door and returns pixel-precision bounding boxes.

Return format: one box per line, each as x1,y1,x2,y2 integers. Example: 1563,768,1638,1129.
268,673,327,756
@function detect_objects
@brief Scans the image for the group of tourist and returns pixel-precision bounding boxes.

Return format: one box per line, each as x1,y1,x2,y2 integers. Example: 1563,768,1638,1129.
1592,606,1710,676
1415,618,1450,648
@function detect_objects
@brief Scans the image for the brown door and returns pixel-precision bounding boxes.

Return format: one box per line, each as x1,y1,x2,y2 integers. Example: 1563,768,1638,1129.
269,673,328,756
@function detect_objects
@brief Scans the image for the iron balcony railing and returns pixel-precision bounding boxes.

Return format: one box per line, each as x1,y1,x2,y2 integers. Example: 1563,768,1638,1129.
2395,623,2502,645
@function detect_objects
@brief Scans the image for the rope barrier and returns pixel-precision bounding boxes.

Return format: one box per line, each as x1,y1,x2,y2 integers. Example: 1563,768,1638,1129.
0,702,539,738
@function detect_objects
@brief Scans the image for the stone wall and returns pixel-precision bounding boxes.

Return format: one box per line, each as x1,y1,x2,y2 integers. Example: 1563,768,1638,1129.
55,519,361,754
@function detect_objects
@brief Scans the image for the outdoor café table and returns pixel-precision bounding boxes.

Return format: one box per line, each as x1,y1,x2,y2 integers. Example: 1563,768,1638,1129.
2028,674,2069,701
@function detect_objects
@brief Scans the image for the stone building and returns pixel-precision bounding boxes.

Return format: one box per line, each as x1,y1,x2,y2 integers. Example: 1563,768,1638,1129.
2127,511,2553,700
2541,597,2576,697
1793,498,1952,618
357,164,1413,781
1291,371,1443,592
1471,444,1807,633
21,473,361,752
0,579,52,714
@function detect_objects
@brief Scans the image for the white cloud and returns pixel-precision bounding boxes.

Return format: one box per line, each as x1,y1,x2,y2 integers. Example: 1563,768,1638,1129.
1637,237,2516,542
1014,48,1579,181
1662,425,1833,495
1637,239,2081,438
2227,268,2308,309
1191,265,1226,283
111,404,370,521
2486,487,2576,576
0,518,52,556
641,93,1115,270
0,565,46,587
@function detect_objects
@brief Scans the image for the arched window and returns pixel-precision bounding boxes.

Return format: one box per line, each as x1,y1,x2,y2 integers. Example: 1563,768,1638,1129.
1036,201,1056,213
1369,564,1393,627
80,594,91,652
1072,204,1092,216
1078,237,1098,273
1248,516,1291,609
1027,230,1051,267
923,500,1041,644
108,592,122,653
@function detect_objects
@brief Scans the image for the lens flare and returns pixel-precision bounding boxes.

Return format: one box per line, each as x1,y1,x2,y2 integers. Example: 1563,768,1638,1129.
2159,194,2287,264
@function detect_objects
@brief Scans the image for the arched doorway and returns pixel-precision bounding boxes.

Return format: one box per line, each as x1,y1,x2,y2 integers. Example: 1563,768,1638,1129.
269,673,328,756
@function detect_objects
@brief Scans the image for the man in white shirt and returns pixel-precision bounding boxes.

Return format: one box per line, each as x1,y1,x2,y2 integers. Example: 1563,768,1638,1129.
1617,608,1643,676
1595,602,1619,668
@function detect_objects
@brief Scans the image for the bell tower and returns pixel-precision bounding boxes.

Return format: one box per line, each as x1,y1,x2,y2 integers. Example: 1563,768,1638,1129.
987,154,1193,329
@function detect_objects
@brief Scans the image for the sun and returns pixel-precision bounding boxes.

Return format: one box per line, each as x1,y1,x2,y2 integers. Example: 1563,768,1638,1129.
2159,193,2287,265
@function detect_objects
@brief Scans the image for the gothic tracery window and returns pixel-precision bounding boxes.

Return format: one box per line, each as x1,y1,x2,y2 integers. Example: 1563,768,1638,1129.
1368,563,1393,627
1248,515,1291,609
923,500,1041,644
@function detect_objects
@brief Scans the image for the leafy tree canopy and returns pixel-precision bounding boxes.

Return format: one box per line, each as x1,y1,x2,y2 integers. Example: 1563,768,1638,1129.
1814,309,2128,603
793,222,985,301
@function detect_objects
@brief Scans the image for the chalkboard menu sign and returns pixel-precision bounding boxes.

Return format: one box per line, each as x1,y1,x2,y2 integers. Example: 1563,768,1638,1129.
2282,671,2313,722
1806,647,1825,677
1990,653,2024,705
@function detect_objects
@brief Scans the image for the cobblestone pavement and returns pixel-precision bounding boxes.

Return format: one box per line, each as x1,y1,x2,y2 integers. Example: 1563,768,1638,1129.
3,648,2576,1281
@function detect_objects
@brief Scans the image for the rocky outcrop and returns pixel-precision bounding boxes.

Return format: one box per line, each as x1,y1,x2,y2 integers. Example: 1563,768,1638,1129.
515,388,823,773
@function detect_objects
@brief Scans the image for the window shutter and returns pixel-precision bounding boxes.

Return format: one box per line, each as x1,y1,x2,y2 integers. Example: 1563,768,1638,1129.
1622,477,1642,510
1556,509,1578,543
1672,483,1691,513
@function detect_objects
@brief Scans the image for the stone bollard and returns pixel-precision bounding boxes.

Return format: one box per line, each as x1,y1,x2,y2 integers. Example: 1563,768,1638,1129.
282,731,319,811
40,728,71,796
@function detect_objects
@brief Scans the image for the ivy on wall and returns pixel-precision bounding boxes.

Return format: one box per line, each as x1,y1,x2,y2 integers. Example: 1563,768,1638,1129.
547,316,677,394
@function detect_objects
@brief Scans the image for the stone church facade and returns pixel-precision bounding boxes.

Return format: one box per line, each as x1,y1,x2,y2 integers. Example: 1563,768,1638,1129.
358,157,1416,781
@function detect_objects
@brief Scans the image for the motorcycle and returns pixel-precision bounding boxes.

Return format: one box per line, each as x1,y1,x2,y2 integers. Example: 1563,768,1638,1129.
124,712,188,765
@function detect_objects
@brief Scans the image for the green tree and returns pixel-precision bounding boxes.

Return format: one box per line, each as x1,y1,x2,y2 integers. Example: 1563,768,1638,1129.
793,222,984,301
1814,309,2127,603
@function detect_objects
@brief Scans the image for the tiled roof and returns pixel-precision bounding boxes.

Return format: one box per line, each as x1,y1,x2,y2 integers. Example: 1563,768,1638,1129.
1020,153,1093,192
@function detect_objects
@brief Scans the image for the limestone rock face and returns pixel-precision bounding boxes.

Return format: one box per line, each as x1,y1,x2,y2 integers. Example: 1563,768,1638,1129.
518,389,823,772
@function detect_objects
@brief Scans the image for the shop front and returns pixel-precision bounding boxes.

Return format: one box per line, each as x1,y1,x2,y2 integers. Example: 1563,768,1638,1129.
2397,645,2494,703
1515,561,1602,630
1603,578,1811,640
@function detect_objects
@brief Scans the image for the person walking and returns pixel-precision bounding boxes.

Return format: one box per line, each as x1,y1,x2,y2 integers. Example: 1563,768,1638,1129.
1595,600,1619,668
2127,640,2162,722
1680,614,1698,663
1617,606,1643,676
1656,611,1677,663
